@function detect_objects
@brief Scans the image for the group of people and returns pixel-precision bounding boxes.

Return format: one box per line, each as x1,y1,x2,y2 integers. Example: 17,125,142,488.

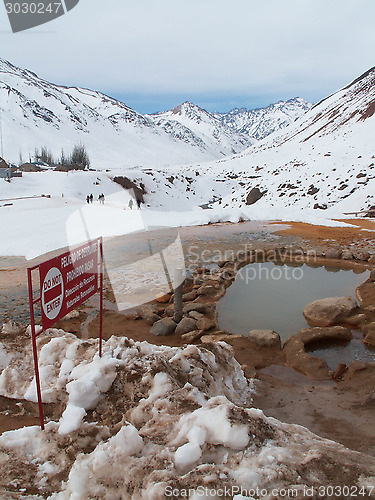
85,193,105,204
84,193,142,208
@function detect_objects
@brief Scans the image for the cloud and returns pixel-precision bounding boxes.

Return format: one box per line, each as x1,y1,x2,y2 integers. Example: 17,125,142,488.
0,0,374,111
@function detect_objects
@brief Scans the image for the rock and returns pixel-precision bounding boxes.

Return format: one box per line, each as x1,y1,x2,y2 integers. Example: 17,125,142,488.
298,326,352,344
164,305,174,317
151,318,176,336
241,364,256,379
324,249,342,259
342,251,354,260
188,311,204,321
181,330,204,343
283,337,330,380
196,285,216,296
353,251,370,261
194,267,210,275
356,281,375,310
175,318,197,335
283,326,353,380
282,246,304,258
364,330,375,347
139,306,161,324
246,187,265,205
247,329,281,348
183,303,207,314
1,320,24,335
370,269,375,282
368,255,375,264
142,312,161,325
331,363,347,380
182,291,197,302
201,333,242,343
196,317,216,331
303,296,358,327
155,292,171,303
344,313,366,327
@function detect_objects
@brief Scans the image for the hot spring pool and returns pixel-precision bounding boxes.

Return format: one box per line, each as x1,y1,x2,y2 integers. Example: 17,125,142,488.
217,261,370,341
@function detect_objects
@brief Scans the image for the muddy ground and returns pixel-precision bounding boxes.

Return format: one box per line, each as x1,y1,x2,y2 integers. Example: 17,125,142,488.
1,219,375,457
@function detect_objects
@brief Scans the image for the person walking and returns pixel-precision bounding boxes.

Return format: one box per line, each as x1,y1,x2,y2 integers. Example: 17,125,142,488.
136,198,141,209
90,193,93,203
128,198,133,210
86,195,90,204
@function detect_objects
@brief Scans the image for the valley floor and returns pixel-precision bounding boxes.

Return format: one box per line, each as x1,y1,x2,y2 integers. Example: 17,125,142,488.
0,219,375,497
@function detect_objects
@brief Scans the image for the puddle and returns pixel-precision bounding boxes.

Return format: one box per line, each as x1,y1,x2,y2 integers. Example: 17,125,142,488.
305,331,375,370
217,261,370,342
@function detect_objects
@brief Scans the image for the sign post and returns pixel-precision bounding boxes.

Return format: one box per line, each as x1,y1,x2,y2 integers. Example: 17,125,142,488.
27,237,103,429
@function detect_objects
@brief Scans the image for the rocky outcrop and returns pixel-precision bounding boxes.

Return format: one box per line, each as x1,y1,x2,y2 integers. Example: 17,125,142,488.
245,187,265,205
303,296,358,326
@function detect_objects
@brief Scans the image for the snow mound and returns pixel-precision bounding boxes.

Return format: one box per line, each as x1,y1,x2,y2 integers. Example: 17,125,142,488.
0,331,374,498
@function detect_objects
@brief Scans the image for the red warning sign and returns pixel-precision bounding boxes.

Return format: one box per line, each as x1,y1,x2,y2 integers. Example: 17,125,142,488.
39,240,99,330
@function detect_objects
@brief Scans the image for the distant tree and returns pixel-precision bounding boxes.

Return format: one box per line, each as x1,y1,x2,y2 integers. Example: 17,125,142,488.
59,149,67,166
70,143,90,168
34,146,55,165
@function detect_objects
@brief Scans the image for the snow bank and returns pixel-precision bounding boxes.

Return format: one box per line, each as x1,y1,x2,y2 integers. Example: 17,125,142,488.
0,170,359,259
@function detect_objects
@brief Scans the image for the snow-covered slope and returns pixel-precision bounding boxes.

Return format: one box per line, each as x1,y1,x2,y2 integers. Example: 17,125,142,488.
149,101,254,156
214,97,312,140
0,58,250,169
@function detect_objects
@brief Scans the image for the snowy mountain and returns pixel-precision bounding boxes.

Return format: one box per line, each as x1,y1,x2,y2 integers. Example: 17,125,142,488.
213,98,312,140
118,67,375,216
2,58,374,226
0,58,251,169
148,101,254,156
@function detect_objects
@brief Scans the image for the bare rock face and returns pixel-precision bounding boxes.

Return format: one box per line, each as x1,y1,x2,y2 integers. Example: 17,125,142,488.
247,330,281,348
151,318,177,336
245,187,265,205
175,317,197,335
303,296,358,326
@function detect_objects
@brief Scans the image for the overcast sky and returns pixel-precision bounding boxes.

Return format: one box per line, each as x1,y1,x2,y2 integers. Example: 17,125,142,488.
1,0,374,114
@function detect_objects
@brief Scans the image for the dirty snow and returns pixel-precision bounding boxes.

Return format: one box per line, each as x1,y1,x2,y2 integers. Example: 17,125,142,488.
0,327,374,498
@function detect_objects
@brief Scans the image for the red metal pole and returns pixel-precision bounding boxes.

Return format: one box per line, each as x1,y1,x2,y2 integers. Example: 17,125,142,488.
27,268,45,430
99,237,103,358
